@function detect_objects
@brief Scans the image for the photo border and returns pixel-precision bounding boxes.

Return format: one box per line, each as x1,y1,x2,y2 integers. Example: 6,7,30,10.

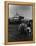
4,1,35,45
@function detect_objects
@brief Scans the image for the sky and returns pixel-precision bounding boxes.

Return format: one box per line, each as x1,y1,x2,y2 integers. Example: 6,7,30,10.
9,5,32,20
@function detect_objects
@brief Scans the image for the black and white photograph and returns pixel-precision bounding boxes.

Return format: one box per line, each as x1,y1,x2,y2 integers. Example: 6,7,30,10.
5,2,35,44
8,5,33,42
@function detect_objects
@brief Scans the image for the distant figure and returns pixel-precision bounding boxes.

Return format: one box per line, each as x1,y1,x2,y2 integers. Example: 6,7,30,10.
19,23,27,33
27,27,31,37
18,21,27,39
